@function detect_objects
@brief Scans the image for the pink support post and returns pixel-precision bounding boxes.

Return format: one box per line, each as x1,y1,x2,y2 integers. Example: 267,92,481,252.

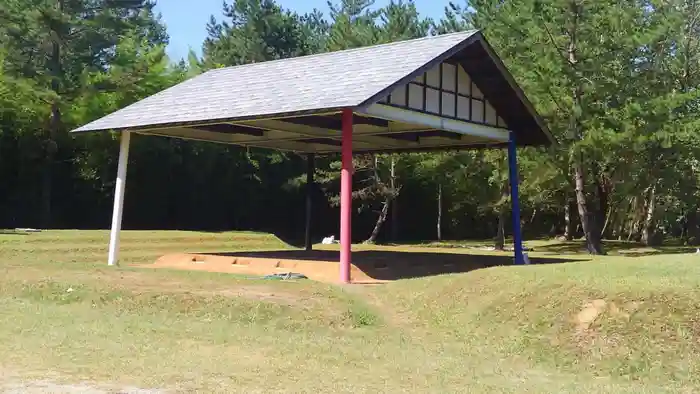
340,108,353,283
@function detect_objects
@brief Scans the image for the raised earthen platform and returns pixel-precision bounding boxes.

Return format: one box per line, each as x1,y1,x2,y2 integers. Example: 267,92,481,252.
147,251,377,283
141,248,547,284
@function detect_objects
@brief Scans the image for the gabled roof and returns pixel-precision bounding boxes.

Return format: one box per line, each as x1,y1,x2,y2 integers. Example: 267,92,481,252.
75,31,478,132
73,30,554,149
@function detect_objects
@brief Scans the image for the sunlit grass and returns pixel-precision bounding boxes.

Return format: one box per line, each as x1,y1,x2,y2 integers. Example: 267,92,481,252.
0,230,698,392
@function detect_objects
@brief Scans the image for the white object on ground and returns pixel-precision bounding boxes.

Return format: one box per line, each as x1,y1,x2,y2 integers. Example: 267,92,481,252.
322,235,336,245
14,228,41,233
523,253,531,265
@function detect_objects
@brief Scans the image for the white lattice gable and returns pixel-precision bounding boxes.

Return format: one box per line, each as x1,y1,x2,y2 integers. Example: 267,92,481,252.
378,62,508,129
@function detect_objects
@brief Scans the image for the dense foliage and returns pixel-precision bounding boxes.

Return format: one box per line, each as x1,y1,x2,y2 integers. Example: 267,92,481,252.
1,0,699,250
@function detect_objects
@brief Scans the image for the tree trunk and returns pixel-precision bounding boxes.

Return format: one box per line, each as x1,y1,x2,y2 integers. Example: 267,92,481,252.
494,182,509,250
494,209,505,250
365,155,398,244
390,198,398,242
641,184,657,246
390,156,399,242
564,198,575,241
366,199,390,244
629,198,646,242
566,3,603,255
627,225,634,242
628,217,641,242
687,208,700,245
615,201,631,240
616,197,634,239
625,197,637,241
601,204,613,239
574,158,605,254
595,171,610,238
436,183,443,241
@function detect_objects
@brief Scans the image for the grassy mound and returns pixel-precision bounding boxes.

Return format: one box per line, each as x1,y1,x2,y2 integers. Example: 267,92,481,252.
381,254,700,383
0,269,382,390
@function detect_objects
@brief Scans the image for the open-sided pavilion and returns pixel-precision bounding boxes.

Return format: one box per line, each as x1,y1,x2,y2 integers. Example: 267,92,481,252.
73,30,554,283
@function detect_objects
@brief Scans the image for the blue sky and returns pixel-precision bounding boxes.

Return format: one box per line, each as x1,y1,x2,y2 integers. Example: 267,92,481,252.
153,0,448,61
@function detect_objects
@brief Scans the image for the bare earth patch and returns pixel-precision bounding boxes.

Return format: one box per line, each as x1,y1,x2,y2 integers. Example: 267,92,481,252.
576,299,608,331
0,369,165,394
575,299,635,332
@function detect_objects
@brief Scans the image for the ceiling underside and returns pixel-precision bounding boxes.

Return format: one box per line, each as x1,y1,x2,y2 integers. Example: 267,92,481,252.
133,110,507,154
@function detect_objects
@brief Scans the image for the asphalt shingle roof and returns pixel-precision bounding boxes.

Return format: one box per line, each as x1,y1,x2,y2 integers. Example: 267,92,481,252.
73,31,478,133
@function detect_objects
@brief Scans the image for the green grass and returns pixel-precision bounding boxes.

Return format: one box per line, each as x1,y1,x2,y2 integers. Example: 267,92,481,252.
419,237,697,256
0,230,699,392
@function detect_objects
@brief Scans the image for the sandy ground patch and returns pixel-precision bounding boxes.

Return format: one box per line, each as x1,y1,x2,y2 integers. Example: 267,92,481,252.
0,369,166,394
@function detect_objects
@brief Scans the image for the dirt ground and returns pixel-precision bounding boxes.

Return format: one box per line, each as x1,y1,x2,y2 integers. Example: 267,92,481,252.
145,247,563,283
0,369,164,393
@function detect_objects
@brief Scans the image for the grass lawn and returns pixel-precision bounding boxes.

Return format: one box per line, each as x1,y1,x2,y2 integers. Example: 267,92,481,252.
1,230,699,392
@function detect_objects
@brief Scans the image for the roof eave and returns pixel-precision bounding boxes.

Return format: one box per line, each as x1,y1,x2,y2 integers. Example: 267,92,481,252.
70,107,350,134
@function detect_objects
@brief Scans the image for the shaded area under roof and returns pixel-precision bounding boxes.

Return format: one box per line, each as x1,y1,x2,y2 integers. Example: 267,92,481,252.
73,31,554,153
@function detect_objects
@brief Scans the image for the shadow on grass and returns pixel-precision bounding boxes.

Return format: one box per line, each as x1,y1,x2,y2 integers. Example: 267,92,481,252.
206,249,587,281
535,240,697,256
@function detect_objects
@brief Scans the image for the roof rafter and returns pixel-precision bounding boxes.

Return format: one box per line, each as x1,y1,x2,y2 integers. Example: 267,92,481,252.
281,114,389,130
243,119,421,149
191,123,265,137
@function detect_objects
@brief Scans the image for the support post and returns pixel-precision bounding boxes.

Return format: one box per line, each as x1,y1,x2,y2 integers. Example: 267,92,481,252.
305,153,315,252
508,131,525,265
340,109,353,283
108,131,131,266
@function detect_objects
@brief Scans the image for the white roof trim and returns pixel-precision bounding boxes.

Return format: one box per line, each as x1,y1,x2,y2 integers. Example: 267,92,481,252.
360,104,509,142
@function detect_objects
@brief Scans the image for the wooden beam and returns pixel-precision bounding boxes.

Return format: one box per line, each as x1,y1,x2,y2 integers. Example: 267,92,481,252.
299,138,342,147
420,130,463,140
379,130,462,142
244,119,418,149
190,123,265,137
381,133,420,142
136,130,314,153
281,114,388,130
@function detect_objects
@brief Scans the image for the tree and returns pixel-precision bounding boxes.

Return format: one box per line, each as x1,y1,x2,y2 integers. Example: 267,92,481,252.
435,0,700,251
2,0,700,250
0,0,167,227
203,0,323,67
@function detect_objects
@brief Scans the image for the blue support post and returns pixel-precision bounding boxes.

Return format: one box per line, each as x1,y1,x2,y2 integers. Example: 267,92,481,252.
508,131,525,265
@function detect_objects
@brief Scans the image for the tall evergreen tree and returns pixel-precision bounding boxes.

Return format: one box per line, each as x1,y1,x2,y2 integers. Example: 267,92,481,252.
0,0,167,227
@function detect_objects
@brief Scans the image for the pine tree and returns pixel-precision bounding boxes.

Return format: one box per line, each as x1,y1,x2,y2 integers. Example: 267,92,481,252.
0,0,167,227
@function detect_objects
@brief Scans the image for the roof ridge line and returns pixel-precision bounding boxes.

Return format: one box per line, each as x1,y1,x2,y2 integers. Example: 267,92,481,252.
204,30,480,75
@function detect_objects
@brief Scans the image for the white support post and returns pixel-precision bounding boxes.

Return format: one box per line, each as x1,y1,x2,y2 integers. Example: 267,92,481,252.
108,131,131,266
